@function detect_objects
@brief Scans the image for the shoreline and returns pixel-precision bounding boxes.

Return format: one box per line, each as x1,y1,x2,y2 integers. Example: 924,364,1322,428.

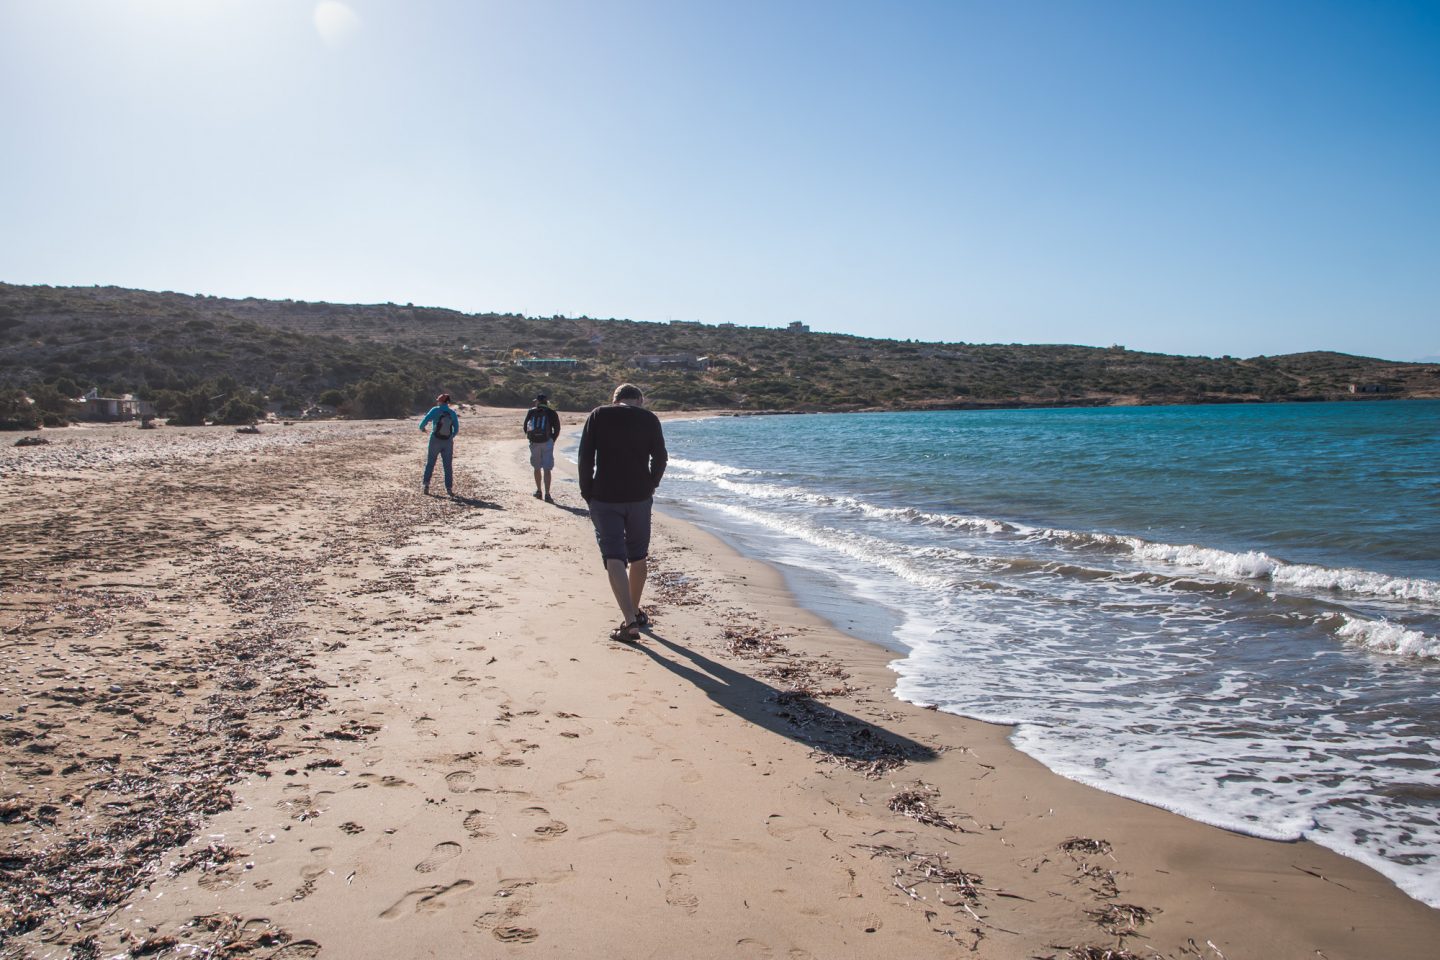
637,452,1440,952
648,461,1440,905
2,413,1437,958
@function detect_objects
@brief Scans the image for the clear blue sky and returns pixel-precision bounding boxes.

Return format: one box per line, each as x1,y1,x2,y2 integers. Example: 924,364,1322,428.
2,1,1436,361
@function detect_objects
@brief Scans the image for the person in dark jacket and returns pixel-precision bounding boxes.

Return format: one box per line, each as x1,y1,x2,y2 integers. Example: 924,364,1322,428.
418,393,459,496
577,383,667,641
522,393,562,501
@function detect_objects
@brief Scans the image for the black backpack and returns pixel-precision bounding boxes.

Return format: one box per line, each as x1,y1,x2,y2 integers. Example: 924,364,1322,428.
434,410,455,438
524,408,550,443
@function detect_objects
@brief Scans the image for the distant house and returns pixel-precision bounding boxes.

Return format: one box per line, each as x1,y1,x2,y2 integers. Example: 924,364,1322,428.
787,321,810,333
631,353,711,371
516,358,581,370
1349,383,1391,394
77,389,155,422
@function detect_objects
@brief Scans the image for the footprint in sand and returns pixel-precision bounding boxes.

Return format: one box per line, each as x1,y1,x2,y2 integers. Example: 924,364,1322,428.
445,770,475,793
656,805,700,913
234,919,278,940
288,847,332,901
302,848,333,879
764,817,828,842
473,877,538,938
554,713,595,738
378,879,475,919
197,869,238,891
665,871,699,914
494,877,537,899
463,809,497,840
576,821,653,843
671,758,703,784
520,806,568,839
357,773,409,789
556,759,605,794
414,841,462,873
492,925,539,943
659,803,696,845
267,941,322,960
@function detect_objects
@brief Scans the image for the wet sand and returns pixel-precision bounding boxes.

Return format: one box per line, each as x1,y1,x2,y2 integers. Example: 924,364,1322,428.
2,411,1437,959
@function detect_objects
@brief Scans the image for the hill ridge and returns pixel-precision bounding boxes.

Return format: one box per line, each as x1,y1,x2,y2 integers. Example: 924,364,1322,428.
2,282,1436,423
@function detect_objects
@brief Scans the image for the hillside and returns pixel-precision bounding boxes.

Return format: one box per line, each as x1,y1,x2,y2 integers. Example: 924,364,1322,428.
2,283,1436,423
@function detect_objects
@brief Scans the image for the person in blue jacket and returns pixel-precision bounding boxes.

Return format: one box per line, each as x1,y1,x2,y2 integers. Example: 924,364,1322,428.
418,393,459,496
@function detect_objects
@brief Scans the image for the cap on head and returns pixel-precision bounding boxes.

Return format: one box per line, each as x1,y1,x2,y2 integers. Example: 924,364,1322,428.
534,393,548,404
613,383,644,403
436,393,451,404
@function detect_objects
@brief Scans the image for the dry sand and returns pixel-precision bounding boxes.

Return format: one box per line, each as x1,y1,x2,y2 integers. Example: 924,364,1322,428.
2,410,1437,959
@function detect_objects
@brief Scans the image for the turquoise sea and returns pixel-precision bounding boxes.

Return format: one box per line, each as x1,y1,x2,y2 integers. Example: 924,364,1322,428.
652,400,1440,907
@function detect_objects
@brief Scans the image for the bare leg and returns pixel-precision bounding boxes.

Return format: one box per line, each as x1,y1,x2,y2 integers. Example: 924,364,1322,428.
532,467,543,496
605,559,638,625
542,468,553,498
629,558,647,611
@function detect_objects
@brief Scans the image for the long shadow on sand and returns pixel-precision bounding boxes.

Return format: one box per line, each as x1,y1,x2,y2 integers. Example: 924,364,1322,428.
548,501,590,518
631,631,937,767
447,493,504,509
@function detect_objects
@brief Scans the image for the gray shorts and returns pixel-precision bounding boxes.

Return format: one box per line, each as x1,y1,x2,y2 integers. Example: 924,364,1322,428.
529,440,554,470
588,498,653,565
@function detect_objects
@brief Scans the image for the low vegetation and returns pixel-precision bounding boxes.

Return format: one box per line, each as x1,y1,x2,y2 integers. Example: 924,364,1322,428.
1,282,1436,424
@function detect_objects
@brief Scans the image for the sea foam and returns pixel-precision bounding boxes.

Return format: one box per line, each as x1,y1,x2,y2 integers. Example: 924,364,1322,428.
683,460,1440,614
1333,615,1440,660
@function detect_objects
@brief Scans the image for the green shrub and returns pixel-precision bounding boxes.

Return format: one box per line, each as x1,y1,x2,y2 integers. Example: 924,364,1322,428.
217,398,261,424
0,389,40,430
353,375,411,418
157,388,213,426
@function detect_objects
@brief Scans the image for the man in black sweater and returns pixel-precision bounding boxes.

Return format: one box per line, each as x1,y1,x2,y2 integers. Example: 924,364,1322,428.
577,383,668,641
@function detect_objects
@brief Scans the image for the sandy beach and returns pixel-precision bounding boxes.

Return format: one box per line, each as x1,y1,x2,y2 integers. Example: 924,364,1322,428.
2,410,1437,960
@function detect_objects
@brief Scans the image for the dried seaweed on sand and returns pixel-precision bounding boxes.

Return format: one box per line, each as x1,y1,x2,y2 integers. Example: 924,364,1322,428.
1057,836,1120,898
863,845,985,903
648,568,708,606
888,786,967,832
0,431,438,953
1060,837,1113,858
723,624,791,659
1064,948,1148,960
814,749,909,779
1085,902,1157,936
778,694,914,778
723,624,854,703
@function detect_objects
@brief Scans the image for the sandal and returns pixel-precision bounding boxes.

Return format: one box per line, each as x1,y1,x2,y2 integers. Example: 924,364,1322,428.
609,621,641,642
634,609,651,628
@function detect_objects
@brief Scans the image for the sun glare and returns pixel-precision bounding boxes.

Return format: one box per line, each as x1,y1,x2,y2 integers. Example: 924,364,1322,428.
313,1,360,47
